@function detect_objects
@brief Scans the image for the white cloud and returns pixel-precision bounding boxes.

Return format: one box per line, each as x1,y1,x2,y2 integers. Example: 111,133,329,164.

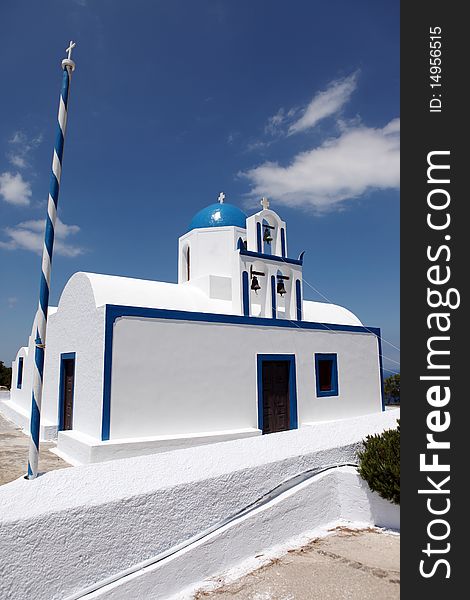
260,73,358,140
0,172,32,206
288,72,358,135
264,108,293,136
241,118,400,212
8,155,27,169
6,130,43,170
0,218,84,257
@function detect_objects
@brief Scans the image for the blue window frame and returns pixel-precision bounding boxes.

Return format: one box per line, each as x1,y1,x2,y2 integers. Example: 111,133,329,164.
17,357,24,389
58,352,76,431
315,353,339,397
257,354,298,432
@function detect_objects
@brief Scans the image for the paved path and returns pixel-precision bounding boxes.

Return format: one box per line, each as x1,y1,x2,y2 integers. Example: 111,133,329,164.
196,529,399,600
0,413,70,485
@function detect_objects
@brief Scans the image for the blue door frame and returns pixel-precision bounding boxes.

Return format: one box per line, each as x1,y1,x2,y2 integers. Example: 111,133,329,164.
58,352,76,431
257,354,298,432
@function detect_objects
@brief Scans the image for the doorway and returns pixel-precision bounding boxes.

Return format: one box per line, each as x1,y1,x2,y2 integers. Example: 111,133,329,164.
59,353,75,431
257,355,298,434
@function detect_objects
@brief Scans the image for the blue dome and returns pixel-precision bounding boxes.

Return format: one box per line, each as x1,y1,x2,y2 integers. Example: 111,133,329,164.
188,202,247,231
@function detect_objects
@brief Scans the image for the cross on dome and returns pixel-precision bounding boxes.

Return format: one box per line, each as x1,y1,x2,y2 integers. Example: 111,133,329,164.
66,41,76,60
218,191,226,204
261,197,270,210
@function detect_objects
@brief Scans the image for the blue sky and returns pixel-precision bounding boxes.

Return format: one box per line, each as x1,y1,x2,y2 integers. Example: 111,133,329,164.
0,0,399,374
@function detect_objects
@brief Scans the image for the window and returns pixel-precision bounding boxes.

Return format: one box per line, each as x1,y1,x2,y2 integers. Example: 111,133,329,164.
315,353,338,397
184,246,190,281
17,357,24,389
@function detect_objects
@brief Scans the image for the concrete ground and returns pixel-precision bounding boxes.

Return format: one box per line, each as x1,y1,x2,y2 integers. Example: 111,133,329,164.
0,413,70,485
195,529,400,600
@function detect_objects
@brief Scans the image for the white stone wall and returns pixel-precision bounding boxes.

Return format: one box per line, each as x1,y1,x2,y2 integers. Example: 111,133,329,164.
9,345,30,413
41,274,106,439
109,315,382,440
178,226,247,283
0,410,399,600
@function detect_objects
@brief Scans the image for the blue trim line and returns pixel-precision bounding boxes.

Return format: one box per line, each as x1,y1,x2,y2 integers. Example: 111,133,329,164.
106,305,378,334
281,228,286,257
271,275,276,319
315,353,339,397
58,352,76,431
242,270,250,317
17,357,24,389
101,304,381,442
376,329,385,411
240,248,303,266
295,279,302,321
257,354,298,433
256,222,262,253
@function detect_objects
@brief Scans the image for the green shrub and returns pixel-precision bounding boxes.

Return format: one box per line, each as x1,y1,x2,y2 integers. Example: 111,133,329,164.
357,420,400,505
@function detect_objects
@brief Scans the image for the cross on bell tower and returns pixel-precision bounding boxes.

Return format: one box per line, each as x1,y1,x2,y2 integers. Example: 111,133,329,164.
261,197,270,210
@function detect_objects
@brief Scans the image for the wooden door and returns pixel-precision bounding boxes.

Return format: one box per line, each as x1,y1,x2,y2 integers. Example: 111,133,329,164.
262,361,290,434
62,359,75,430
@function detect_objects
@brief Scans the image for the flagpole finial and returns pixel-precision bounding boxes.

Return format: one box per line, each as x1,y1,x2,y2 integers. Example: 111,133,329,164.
61,40,76,72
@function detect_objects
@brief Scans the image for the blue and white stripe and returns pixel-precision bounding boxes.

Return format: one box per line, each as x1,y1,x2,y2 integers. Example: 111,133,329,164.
28,59,74,479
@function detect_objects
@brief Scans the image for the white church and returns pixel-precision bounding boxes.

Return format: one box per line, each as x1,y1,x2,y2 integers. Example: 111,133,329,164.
4,196,384,465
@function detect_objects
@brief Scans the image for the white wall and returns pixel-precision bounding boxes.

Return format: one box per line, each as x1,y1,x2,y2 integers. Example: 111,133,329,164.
109,316,382,440
91,469,399,600
178,226,246,283
0,411,398,600
41,274,106,439
9,345,30,412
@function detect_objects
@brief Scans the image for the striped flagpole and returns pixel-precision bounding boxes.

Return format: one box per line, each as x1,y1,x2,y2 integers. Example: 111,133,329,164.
27,42,77,479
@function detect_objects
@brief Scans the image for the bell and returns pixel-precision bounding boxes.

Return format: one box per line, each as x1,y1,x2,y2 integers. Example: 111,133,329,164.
277,280,287,296
263,228,273,244
251,275,261,294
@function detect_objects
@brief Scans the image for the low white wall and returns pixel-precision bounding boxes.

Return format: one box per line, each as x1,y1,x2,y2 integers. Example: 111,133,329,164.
0,398,57,440
0,410,398,600
55,427,261,465
110,316,382,439
88,469,399,600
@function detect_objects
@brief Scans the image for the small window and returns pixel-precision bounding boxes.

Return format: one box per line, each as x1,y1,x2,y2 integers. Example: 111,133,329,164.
17,357,24,389
186,246,190,281
315,353,338,397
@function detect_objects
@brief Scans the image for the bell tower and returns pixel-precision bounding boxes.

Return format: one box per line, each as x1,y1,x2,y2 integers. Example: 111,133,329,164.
237,198,304,321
